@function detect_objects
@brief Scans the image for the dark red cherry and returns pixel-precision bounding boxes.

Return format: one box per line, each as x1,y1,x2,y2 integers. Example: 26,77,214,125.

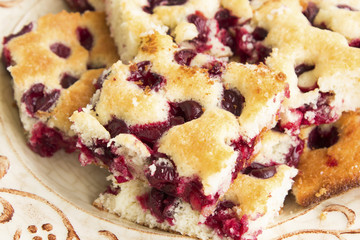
349,39,360,48
21,83,60,116
221,89,245,117
3,23,33,44
295,64,315,77
308,126,339,150
174,49,197,66
243,163,277,179
170,100,203,122
303,2,319,25
104,118,129,138
65,0,94,12
215,9,238,29
60,73,79,89
127,61,166,91
28,122,76,157
187,12,209,43
145,156,178,195
76,27,93,51
50,43,71,58
205,201,247,239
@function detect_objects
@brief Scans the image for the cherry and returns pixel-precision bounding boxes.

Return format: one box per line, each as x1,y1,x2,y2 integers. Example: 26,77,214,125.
308,126,339,149
50,43,71,58
76,27,93,51
21,83,60,116
221,89,245,117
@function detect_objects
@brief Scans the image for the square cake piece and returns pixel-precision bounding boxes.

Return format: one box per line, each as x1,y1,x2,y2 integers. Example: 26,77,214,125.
293,111,360,206
2,11,119,156
93,135,298,240
249,0,360,132
103,0,255,62
70,30,288,217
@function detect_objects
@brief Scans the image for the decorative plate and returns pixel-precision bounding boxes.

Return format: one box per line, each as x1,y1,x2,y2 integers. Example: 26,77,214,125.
1,1,360,239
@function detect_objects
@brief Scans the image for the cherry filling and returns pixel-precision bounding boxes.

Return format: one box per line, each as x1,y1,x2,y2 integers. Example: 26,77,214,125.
297,92,338,126
169,100,203,122
143,0,188,14
204,201,249,240
60,73,79,89
215,9,238,29
285,138,304,167
102,100,203,149
295,64,318,92
127,61,166,91
28,122,77,157
326,157,338,167
303,2,319,25
295,64,315,76
1,47,12,68
3,22,33,45
137,188,177,224
307,126,339,150
104,184,121,195
215,9,238,52
21,83,60,117
76,27,93,51
174,49,197,66
104,118,129,138
109,156,133,183
94,71,111,90
65,0,94,12
50,43,71,59
243,163,277,179
234,27,271,64
349,39,360,48
145,154,217,212
77,139,133,182
221,89,245,117
203,60,224,77
187,12,211,52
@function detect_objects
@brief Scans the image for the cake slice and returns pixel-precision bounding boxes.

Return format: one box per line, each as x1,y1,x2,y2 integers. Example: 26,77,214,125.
94,164,297,240
292,111,360,206
104,0,254,62
301,0,360,47
248,0,360,132
93,127,300,240
70,30,288,216
2,11,119,156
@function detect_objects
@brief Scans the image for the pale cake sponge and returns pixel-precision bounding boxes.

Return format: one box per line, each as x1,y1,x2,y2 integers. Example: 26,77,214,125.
105,0,238,62
293,111,360,207
252,0,360,130
222,63,287,141
224,165,298,239
94,165,297,240
252,130,303,167
157,109,241,198
2,11,118,156
304,0,360,41
70,30,288,218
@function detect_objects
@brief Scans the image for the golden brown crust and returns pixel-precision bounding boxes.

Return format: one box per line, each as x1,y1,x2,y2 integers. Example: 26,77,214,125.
293,111,360,206
225,165,296,216
5,11,118,135
49,69,103,134
158,109,240,184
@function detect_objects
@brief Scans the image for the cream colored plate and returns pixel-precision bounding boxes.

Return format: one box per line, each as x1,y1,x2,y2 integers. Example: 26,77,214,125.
0,1,360,239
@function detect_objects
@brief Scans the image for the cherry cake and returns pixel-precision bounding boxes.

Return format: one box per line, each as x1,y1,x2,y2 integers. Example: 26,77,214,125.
2,11,118,157
69,31,290,239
